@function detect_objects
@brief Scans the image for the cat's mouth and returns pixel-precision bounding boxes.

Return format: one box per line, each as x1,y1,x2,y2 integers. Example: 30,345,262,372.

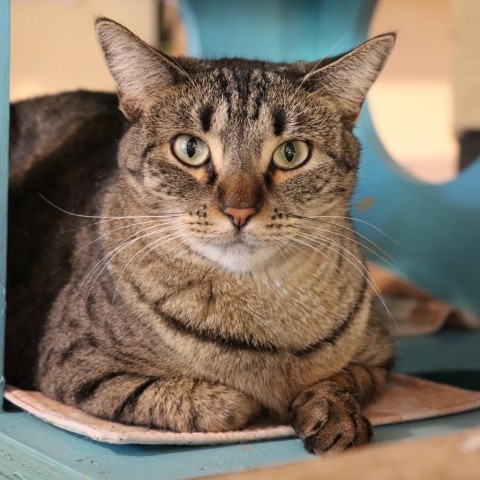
208,233,257,252
228,230,249,244
187,232,276,272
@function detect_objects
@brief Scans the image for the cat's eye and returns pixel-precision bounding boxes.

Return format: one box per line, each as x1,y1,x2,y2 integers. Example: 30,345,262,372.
172,135,210,166
272,140,310,170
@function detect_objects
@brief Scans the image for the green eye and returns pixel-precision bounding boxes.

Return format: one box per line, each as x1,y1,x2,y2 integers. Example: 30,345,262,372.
272,140,310,170
172,135,210,166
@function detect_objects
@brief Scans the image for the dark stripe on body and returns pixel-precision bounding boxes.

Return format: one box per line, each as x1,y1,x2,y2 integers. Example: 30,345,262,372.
361,365,376,394
74,371,126,404
58,341,81,365
295,278,369,357
378,355,395,372
158,308,279,354
345,368,359,392
126,260,369,357
58,333,99,366
113,377,158,420
154,275,367,356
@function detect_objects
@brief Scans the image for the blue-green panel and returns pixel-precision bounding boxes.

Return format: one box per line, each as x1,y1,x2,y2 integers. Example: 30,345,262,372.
354,112,480,316
0,0,10,402
180,0,374,60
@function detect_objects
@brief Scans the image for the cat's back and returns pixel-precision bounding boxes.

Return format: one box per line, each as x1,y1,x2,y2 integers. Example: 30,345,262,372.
6,90,125,388
9,90,122,185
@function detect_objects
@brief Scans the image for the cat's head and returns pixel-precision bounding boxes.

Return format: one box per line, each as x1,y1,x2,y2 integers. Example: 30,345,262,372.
96,18,395,273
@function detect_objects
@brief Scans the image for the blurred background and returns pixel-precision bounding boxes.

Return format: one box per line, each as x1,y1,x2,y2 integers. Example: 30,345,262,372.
10,0,480,183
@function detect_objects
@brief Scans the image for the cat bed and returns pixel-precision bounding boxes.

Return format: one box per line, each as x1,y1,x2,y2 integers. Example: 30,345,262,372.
5,373,480,445
370,265,480,336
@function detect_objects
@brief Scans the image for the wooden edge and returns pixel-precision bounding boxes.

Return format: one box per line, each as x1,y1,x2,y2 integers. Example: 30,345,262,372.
203,427,480,480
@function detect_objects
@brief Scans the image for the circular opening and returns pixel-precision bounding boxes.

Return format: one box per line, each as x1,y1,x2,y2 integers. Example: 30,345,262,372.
369,0,458,183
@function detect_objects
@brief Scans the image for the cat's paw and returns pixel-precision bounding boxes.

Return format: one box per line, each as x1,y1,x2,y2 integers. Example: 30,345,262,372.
290,382,372,455
174,382,261,433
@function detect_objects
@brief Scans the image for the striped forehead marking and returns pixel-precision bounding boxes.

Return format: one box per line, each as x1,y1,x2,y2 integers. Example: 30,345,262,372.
212,68,271,121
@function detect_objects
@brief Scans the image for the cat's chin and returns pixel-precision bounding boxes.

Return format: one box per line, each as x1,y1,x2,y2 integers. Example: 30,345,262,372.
188,239,277,273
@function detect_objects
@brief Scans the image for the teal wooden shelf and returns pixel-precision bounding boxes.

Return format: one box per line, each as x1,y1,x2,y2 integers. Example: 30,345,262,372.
0,0,9,403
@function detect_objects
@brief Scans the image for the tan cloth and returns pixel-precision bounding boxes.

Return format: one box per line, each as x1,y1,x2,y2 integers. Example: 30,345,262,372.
5,373,480,445
370,264,480,336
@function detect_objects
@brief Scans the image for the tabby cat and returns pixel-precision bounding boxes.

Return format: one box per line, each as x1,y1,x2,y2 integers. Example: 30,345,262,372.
6,18,395,454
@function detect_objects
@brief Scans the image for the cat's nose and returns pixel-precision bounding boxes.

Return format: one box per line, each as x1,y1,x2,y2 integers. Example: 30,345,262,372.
223,207,257,229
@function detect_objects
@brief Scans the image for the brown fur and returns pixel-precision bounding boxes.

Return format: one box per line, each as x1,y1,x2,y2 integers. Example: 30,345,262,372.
6,18,395,454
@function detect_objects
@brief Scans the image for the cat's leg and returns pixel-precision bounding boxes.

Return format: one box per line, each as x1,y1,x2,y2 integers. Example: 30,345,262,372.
49,372,261,432
290,319,394,454
36,284,261,432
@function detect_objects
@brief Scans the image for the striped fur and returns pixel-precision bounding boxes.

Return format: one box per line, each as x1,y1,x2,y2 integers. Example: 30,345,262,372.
6,19,395,453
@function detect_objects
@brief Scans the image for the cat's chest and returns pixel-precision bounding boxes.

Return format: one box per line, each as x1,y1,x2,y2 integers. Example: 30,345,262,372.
119,256,368,412
157,259,352,352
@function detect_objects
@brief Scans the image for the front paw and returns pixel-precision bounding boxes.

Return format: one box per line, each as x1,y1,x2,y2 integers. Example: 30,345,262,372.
183,382,261,433
290,382,372,454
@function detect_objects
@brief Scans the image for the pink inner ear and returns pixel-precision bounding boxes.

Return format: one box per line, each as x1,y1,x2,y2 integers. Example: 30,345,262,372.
117,91,145,122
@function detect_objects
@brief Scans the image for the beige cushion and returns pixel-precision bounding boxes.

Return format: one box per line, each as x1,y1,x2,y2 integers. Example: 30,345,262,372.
5,373,480,445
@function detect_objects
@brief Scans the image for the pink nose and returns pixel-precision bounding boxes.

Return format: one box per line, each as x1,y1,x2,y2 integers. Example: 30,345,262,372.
223,207,257,229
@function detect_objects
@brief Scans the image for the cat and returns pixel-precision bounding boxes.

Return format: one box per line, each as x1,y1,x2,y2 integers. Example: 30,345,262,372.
6,17,395,454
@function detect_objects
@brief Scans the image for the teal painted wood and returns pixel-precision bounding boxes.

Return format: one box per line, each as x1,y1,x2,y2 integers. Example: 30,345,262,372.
0,330,479,479
179,0,375,61
0,432,85,480
0,1,10,403
355,112,480,316
179,0,480,315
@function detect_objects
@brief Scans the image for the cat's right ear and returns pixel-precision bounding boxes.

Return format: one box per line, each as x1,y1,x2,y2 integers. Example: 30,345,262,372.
95,17,188,120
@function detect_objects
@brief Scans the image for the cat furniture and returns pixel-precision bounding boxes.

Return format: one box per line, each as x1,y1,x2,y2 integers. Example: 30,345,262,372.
1,0,480,478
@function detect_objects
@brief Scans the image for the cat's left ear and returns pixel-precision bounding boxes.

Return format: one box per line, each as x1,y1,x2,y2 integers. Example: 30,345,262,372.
303,33,396,123
95,17,188,120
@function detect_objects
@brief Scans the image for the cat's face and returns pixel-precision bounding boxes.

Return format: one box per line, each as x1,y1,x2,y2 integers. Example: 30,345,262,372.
97,18,395,272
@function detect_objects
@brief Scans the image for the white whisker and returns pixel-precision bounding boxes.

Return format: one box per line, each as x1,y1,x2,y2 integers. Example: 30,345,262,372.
77,218,180,254
313,220,398,263
300,213,401,246
293,231,395,325
279,233,355,303
111,230,191,304
290,30,352,103
77,224,181,301
39,194,185,221
296,224,401,274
